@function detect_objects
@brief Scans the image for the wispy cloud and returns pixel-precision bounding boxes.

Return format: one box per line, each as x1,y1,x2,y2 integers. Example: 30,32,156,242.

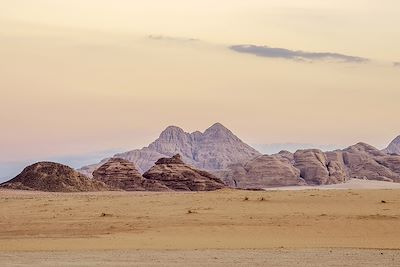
230,44,368,63
148,35,200,43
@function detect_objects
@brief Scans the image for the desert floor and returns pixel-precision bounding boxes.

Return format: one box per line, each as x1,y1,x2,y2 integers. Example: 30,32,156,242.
0,188,399,266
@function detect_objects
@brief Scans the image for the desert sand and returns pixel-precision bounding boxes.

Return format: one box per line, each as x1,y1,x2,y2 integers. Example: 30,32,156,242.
265,178,400,190
0,188,399,266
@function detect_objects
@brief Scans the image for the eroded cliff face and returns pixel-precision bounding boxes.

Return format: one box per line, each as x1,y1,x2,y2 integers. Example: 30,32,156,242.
219,154,306,188
221,143,400,189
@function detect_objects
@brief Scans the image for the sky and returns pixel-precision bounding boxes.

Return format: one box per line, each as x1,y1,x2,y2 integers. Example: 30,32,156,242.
1,0,400,180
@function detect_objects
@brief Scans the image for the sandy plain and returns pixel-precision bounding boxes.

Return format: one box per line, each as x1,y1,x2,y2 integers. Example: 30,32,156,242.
0,188,399,266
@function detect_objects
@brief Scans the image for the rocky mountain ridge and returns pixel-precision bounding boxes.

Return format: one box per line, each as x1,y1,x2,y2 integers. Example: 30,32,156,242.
221,142,400,189
78,123,261,177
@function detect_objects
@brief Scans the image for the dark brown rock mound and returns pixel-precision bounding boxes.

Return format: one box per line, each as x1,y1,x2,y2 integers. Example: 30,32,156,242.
143,154,226,191
93,158,169,191
155,154,185,165
220,155,306,189
0,162,108,192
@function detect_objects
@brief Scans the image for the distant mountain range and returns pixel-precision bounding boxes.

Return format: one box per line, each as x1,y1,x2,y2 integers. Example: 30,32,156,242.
252,143,340,155
2,123,400,192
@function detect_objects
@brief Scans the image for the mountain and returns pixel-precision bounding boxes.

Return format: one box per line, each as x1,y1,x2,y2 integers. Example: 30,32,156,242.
384,135,400,155
0,162,108,192
78,123,261,177
221,142,400,189
143,154,226,191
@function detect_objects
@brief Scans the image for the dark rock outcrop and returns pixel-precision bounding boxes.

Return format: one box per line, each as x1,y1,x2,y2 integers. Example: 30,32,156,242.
0,162,108,192
143,154,226,191
92,158,169,191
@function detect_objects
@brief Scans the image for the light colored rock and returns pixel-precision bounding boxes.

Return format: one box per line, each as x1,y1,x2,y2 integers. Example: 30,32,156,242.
384,135,400,155
293,149,331,185
342,143,400,182
220,155,306,189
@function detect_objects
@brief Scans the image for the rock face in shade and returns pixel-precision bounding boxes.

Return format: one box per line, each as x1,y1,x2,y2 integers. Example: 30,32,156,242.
219,154,306,188
0,162,108,192
92,158,169,191
384,135,400,155
78,123,261,177
143,154,226,191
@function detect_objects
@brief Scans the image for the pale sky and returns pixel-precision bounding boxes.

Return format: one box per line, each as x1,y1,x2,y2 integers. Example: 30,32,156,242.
1,0,400,179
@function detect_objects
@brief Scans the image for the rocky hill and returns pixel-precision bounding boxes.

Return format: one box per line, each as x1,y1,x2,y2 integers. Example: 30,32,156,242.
92,158,169,191
221,142,400,189
0,162,108,192
79,123,261,177
143,154,226,191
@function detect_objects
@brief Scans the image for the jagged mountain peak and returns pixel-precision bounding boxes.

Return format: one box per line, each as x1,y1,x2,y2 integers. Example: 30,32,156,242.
159,125,188,138
205,122,231,133
385,135,400,155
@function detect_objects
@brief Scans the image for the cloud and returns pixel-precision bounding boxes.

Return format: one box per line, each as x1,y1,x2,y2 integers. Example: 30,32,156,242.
230,44,368,63
148,35,200,43
394,62,400,67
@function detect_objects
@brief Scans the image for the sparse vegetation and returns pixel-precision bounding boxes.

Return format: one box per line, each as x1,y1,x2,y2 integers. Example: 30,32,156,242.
187,209,197,214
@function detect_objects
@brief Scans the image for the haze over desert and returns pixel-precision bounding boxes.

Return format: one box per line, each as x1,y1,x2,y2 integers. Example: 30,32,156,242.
1,0,400,266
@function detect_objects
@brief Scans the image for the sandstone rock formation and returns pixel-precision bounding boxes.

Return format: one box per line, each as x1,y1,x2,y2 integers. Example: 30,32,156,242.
0,162,108,192
222,142,400,189
384,135,400,155
143,154,226,191
341,143,400,182
78,123,261,177
92,158,169,191
219,154,306,188
294,149,347,185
